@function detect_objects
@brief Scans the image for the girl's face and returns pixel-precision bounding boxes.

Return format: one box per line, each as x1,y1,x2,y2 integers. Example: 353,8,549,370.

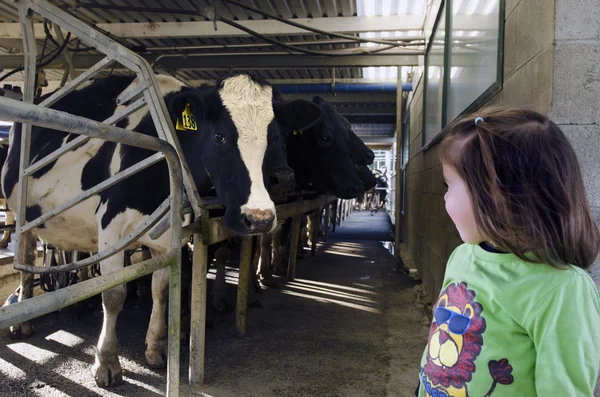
442,163,483,245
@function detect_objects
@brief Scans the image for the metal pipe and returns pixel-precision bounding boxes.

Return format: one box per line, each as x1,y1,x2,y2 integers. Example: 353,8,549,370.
0,256,172,329
276,82,413,94
22,152,165,233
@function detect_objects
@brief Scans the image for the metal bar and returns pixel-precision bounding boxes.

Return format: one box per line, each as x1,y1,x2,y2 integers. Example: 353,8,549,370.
16,196,170,274
189,235,208,385
0,255,171,329
287,215,302,281
21,152,165,233
53,24,77,81
310,209,319,257
27,0,141,73
38,57,116,108
116,80,149,106
235,237,253,337
0,97,174,152
103,97,146,126
25,134,91,176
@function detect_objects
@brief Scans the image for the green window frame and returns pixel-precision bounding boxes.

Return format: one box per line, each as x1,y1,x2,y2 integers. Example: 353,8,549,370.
422,0,506,150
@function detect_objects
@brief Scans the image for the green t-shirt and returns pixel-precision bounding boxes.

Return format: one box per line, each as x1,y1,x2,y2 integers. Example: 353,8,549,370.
418,243,600,397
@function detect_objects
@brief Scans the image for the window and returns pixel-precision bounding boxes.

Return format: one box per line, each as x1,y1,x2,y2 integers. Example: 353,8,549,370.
447,0,504,121
422,2,448,146
422,0,504,148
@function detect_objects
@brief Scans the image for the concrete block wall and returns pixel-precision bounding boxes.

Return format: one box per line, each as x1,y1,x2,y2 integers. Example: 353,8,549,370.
402,0,556,303
552,0,600,297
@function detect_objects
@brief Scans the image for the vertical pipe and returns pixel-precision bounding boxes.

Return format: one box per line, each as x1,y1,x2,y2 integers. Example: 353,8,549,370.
189,235,208,385
14,4,36,275
324,204,331,242
394,66,404,260
287,215,302,281
310,209,319,257
235,237,253,337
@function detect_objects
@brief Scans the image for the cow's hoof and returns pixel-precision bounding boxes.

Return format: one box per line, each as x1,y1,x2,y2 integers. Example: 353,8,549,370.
93,357,123,387
9,322,33,339
145,342,167,368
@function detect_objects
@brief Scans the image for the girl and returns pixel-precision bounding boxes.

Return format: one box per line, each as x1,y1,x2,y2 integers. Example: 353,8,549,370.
417,108,600,397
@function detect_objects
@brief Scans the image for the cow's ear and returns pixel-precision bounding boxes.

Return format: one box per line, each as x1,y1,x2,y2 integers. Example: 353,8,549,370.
274,99,322,131
168,89,220,126
312,96,326,105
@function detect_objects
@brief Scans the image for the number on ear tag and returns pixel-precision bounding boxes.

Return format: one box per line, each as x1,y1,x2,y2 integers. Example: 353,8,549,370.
181,103,197,131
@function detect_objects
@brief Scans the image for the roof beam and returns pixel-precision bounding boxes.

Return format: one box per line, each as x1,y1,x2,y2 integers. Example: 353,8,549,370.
0,54,420,70
0,14,498,40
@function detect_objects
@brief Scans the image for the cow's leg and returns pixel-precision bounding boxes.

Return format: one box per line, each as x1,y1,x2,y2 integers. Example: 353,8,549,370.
8,232,37,339
212,246,231,312
145,264,169,368
92,245,126,387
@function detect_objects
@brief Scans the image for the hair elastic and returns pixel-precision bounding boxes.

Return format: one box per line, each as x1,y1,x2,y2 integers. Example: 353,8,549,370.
474,117,484,126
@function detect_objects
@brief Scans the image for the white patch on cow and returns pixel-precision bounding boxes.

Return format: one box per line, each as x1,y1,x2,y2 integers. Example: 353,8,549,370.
218,75,275,217
109,143,121,177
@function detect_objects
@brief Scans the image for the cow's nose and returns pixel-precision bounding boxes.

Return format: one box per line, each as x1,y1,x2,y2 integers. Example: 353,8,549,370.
242,209,276,233
366,149,375,165
269,168,296,195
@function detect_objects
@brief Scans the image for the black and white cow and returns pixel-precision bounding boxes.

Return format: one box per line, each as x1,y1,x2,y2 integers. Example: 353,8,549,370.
2,72,311,387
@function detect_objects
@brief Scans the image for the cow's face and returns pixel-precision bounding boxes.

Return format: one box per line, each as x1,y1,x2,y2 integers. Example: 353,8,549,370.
337,114,375,166
305,98,364,199
356,165,377,191
169,74,281,234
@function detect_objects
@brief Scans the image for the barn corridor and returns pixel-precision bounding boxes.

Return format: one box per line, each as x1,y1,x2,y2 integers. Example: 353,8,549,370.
0,210,430,397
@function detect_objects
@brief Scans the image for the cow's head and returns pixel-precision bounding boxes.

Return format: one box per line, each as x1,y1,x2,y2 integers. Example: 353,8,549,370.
294,97,364,198
356,165,377,191
337,114,375,166
167,74,287,234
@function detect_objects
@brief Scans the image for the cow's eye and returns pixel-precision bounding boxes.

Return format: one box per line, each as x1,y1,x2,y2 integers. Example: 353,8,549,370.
214,133,225,143
320,135,331,143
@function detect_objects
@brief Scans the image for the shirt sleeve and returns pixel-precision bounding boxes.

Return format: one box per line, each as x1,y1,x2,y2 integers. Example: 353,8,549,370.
525,273,600,396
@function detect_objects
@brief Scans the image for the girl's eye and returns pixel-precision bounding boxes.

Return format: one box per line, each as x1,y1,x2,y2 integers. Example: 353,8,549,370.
214,133,225,143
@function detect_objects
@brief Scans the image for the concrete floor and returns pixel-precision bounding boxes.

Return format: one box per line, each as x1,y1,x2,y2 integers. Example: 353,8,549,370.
0,210,430,397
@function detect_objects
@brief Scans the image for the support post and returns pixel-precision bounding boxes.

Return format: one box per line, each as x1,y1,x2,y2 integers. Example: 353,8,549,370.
189,235,208,385
311,209,319,257
332,200,338,233
287,215,303,281
394,66,404,259
235,237,253,337
324,204,331,242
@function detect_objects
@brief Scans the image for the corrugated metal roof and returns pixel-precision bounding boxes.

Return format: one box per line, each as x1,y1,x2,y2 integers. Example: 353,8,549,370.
0,0,426,84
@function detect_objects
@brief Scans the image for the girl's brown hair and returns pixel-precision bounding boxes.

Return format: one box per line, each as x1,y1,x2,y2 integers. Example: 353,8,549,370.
439,107,600,269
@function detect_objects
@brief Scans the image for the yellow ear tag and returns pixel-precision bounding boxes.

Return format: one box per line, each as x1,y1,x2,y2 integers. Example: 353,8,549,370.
293,130,303,136
179,103,197,131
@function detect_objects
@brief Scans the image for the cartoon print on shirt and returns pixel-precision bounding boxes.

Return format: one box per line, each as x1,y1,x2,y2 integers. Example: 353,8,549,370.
420,282,514,397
